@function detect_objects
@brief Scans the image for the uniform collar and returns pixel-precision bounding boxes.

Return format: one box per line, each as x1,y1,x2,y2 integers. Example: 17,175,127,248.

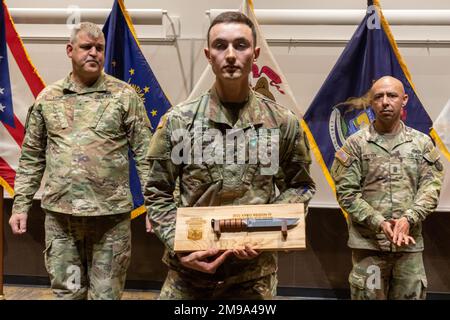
206,86,263,129
366,121,412,149
62,72,108,95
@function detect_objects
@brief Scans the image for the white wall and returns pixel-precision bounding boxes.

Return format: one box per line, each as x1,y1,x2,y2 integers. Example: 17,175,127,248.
6,0,450,210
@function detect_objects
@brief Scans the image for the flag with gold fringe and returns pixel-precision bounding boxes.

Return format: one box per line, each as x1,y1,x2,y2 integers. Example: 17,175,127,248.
0,0,45,197
103,0,171,219
432,100,450,162
302,0,441,193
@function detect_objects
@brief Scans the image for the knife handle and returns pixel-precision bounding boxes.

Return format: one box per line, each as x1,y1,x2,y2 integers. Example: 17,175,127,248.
211,218,246,232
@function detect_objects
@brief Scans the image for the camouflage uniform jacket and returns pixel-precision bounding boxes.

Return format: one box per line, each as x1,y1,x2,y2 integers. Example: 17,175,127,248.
331,122,444,252
12,72,152,216
145,87,315,284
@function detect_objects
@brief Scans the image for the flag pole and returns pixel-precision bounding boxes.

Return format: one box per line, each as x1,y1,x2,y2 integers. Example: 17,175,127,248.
0,185,4,299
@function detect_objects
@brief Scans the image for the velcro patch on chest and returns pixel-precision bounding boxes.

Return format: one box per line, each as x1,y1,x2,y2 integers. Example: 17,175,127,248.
423,147,440,163
390,163,401,175
423,147,444,171
335,148,354,167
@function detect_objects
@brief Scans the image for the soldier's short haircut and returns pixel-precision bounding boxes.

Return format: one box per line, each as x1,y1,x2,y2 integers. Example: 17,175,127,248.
70,22,104,44
207,11,257,47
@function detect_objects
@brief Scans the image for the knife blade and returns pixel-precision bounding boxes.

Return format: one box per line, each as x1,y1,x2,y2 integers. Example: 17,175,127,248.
211,217,299,232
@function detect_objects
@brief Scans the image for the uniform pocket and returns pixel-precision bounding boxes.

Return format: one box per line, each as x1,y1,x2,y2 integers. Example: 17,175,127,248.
258,129,280,176
43,241,53,275
43,237,73,288
42,102,68,131
111,234,131,277
90,99,122,135
184,163,216,188
420,276,428,300
241,164,259,184
403,154,420,175
361,153,384,178
349,270,366,290
90,100,111,129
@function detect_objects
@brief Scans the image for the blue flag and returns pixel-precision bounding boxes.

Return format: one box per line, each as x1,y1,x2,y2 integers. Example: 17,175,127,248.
302,0,434,190
103,0,171,218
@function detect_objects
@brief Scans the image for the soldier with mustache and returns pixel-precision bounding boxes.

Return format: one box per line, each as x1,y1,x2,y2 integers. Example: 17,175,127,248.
331,76,444,300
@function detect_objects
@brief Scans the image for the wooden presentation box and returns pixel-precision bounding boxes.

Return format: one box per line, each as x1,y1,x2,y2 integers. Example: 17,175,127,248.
174,203,305,252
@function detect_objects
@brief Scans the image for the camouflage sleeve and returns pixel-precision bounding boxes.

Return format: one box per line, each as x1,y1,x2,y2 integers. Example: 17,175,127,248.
144,114,180,254
273,118,316,208
331,141,385,232
404,140,444,225
12,104,47,215
123,91,153,192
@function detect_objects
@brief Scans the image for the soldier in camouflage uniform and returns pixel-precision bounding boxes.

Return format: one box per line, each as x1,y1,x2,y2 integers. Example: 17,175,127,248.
144,12,315,300
9,22,152,299
331,76,444,300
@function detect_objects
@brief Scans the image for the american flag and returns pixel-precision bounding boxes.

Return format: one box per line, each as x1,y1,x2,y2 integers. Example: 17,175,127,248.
0,0,45,197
